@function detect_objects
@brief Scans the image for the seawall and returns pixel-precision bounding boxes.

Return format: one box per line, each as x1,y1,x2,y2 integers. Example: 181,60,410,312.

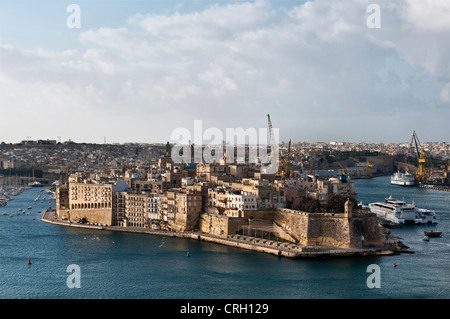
41,210,407,259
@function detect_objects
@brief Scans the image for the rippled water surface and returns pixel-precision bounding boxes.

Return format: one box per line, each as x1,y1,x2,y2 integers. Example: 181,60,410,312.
1,178,449,299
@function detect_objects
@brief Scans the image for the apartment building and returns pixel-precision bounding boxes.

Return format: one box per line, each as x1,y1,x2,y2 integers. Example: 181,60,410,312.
147,193,160,220
125,192,148,228
208,187,257,217
159,188,202,231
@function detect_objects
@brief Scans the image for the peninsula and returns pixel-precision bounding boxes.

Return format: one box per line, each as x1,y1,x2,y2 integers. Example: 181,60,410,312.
46,142,411,258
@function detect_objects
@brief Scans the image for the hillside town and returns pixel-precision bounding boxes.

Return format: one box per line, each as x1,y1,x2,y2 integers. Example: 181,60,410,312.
48,141,390,255
2,138,449,216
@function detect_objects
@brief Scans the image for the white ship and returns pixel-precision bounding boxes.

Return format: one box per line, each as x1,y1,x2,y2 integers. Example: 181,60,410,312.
368,196,437,225
391,170,415,186
28,181,42,187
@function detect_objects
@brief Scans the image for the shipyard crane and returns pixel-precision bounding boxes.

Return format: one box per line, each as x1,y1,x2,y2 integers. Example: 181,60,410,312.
410,130,428,184
338,162,349,176
267,114,276,151
330,154,348,176
365,161,374,177
350,157,373,177
276,140,292,179
278,140,292,179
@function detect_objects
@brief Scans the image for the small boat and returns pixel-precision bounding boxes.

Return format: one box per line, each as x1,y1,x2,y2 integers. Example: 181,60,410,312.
423,236,429,241
10,214,14,217
424,230,442,237
382,221,403,229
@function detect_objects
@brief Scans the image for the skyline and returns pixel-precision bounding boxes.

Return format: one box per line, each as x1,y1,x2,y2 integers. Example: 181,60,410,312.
0,0,449,144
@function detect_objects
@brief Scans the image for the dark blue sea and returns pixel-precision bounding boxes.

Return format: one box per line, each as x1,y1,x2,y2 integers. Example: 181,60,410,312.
1,176,449,299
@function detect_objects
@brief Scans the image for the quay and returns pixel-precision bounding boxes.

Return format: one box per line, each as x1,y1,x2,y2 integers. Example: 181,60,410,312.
418,184,450,192
41,210,410,259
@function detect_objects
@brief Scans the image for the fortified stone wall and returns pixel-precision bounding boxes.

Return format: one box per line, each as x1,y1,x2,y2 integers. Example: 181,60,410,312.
304,214,351,247
172,210,200,232
272,209,309,244
67,208,113,226
348,213,383,247
199,213,244,238
274,208,382,248
197,207,383,248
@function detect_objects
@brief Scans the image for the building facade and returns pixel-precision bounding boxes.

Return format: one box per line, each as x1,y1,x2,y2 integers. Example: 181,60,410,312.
55,180,114,225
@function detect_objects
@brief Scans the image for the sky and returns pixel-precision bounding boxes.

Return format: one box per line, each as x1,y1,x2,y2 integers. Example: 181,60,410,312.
0,0,449,144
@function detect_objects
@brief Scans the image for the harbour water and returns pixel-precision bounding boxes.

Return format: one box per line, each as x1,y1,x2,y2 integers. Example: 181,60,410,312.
0,176,449,299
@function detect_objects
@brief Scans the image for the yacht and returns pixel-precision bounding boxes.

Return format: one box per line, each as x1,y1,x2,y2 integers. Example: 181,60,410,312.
28,181,42,187
368,196,437,225
391,170,415,186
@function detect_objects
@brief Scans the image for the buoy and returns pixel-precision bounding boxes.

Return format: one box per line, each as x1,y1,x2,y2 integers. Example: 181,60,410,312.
28,256,32,265
393,262,397,268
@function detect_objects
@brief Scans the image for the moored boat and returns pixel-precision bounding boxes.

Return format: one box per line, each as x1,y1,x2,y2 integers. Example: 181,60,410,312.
424,230,442,237
368,196,438,225
391,171,415,186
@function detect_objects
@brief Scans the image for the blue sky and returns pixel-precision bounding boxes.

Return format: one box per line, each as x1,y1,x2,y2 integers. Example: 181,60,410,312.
0,0,449,144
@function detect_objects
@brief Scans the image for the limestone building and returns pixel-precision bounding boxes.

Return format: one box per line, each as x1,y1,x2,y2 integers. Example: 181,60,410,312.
125,192,148,228
207,186,257,217
56,180,114,225
159,188,203,231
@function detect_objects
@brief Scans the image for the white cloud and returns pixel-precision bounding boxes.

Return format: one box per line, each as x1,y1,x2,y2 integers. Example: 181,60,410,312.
401,0,450,32
0,0,448,143
441,82,450,103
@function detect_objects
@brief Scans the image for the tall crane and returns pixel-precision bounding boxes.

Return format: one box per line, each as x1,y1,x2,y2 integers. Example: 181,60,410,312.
267,114,275,151
276,140,292,179
410,130,428,184
279,139,292,179
331,154,348,176
350,157,373,177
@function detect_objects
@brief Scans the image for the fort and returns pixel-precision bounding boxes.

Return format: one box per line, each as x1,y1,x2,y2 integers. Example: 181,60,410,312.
44,199,407,259
198,199,383,249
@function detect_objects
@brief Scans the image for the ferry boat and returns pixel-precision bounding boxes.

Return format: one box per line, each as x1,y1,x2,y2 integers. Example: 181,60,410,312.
416,208,438,224
368,196,438,225
391,170,415,186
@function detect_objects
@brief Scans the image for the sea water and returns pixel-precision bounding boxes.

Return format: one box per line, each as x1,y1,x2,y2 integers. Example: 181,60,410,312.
0,177,449,299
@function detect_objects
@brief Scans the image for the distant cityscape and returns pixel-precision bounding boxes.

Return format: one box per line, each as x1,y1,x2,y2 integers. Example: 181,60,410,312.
1,138,449,185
